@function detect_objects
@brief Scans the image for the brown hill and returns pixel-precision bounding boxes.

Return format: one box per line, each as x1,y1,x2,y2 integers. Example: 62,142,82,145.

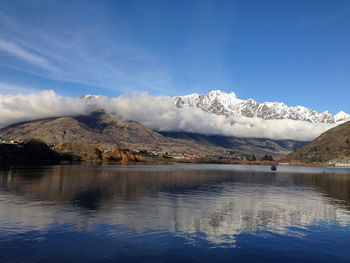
0,111,222,155
0,111,306,157
287,121,350,163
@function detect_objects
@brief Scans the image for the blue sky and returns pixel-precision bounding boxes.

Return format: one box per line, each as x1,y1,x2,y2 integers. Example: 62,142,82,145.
0,0,349,113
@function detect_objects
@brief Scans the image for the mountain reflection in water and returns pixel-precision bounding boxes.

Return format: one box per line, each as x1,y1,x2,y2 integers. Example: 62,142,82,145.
1,164,350,248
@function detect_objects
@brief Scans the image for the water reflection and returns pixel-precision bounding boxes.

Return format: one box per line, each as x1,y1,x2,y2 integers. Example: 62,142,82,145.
0,164,350,246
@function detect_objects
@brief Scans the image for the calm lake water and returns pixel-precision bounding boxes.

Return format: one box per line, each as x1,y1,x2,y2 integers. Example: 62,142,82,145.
0,164,350,262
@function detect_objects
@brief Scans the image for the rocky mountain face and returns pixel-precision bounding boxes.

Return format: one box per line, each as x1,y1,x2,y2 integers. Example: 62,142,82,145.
0,111,305,157
287,120,350,163
174,90,350,123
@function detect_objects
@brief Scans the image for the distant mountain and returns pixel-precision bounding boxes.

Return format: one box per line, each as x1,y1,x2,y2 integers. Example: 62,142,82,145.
0,111,218,155
287,120,350,163
0,111,305,157
174,90,350,123
160,132,307,158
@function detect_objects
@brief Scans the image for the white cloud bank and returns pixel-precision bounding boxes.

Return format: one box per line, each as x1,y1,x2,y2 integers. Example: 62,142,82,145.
0,90,337,141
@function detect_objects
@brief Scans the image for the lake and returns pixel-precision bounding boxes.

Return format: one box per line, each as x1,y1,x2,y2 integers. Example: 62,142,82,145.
0,164,350,262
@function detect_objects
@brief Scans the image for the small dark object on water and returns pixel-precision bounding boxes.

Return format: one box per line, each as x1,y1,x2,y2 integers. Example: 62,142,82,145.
271,165,277,171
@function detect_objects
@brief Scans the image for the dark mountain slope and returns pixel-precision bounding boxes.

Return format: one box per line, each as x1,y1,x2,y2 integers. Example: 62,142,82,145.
287,121,350,163
160,132,308,157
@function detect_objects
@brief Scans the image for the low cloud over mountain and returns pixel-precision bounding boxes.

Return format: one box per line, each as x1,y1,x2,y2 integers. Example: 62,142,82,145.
0,90,343,141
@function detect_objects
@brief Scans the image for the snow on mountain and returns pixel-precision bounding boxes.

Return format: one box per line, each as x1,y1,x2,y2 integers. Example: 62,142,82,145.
174,90,350,124
81,94,100,100
0,90,341,140
334,111,350,123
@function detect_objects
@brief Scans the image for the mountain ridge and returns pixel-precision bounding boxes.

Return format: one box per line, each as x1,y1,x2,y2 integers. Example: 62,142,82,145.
174,90,350,124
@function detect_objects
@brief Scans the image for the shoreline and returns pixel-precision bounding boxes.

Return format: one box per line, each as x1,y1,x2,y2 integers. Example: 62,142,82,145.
1,158,349,170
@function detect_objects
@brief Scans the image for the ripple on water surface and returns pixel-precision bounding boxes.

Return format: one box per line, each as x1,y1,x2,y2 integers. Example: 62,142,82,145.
0,164,350,262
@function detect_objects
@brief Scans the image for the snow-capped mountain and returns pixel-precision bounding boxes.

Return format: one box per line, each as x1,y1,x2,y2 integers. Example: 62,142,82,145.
81,94,100,100
174,90,350,124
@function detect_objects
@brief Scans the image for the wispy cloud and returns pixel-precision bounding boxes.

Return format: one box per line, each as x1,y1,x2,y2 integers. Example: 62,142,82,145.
0,89,336,141
0,39,57,72
0,10,171,93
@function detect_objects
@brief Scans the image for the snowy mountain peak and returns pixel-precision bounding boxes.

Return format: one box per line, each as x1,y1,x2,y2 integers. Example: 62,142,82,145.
174,90,349,124
207,89,237,99
81,94,99,100
334,111,350,122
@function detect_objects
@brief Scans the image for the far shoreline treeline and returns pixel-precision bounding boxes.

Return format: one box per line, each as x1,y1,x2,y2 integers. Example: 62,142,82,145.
0,138,346,168
0,138,280,166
